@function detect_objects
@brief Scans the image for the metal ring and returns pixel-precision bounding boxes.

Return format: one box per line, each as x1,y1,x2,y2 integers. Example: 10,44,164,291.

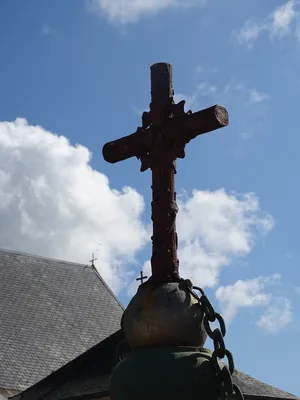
216,313,226,336
203,313,226,339
199,294,216,322
204,314,214,338
192,286,215,319
212,349,235,375
226,349,235,375
192,286,205,296
220,366,234,394
211,351,224,375
213,328,226,359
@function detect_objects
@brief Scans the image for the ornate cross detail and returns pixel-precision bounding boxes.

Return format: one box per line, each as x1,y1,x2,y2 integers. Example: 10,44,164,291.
103,63,228,283
136,271,148,285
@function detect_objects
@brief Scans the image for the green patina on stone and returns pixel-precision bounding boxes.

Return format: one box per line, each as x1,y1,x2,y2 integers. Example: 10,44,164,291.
110,347,223,400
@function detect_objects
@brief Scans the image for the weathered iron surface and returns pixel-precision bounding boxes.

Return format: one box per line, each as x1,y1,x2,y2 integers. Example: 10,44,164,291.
102,62,228,282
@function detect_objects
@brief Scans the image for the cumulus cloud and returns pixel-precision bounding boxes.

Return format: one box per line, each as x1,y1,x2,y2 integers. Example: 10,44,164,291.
0,117,277,318
270,0,298,38
87,0,205,23
234,0,299,47
257,297,293,333
177,190,274,287
216,276,292,332
233,21,265,48
0,118,148,293
216,275,278,321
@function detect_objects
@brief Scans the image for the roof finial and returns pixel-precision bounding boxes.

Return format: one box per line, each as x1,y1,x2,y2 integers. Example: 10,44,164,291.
83,253,101,281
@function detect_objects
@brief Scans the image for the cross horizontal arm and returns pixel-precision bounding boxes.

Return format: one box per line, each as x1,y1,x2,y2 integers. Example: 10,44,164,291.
102,104,228,164
181,104,228,142
102,128,149,164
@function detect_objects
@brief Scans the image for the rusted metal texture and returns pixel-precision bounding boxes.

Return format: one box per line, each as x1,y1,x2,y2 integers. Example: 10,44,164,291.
102,62,228,283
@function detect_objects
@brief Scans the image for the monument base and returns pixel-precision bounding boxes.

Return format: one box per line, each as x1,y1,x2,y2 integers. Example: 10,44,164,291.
109,346,223,400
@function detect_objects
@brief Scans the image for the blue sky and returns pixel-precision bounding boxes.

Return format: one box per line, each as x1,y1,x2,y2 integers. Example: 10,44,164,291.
0,0,299,396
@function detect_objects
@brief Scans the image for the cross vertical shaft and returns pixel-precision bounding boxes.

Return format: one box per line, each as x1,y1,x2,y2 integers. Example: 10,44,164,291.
151,164,178,281
150,63,179,281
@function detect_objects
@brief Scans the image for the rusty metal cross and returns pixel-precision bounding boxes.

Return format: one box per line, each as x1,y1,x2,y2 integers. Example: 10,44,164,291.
102,62,228,283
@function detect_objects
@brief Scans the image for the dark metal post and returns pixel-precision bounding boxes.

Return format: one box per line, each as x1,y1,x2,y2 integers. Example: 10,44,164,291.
150,63,179,282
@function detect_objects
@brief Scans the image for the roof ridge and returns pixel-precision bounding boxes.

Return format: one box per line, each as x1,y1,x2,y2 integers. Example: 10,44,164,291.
0,247,124,310
0,247,87,268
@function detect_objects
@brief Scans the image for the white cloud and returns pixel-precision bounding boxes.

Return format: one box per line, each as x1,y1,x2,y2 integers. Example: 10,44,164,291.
87,0,204,23
174,82,219,111
216,276,292,333
173,93,198,112
215,275,279,323
172,78,270,143
174,79,269,111
196,66,219,74
177,190,274,287
248,88,269,104
270,0,298,38
0,118,276,312
234,0,299,46
233,21,265,47
0,118,148,293
257,297,293,332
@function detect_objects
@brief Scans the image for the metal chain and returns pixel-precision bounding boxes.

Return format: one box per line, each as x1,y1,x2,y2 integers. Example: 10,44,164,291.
185,281,244,400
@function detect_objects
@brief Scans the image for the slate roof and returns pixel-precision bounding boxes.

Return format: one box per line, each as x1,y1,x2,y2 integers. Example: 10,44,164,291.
233,370,298,400
12,331,123,400
0,248,123,393
12,329,299,400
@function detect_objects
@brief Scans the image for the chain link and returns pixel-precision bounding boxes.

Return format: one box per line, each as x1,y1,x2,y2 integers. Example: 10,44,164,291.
185,281,244,400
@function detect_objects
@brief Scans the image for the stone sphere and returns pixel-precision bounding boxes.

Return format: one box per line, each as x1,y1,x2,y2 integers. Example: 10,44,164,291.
122,281,207,349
